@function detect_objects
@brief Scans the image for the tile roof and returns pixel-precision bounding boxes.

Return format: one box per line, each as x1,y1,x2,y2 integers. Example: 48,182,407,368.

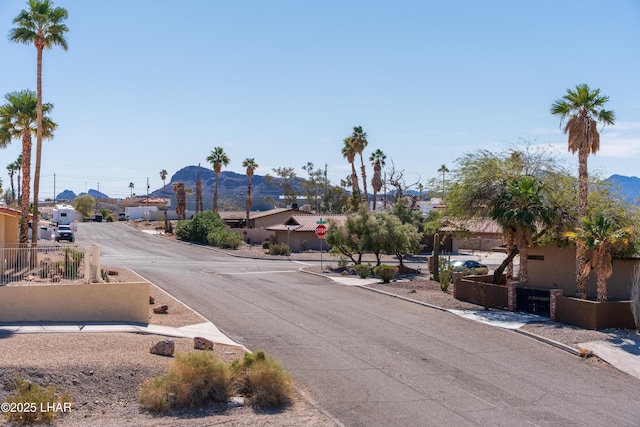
266,214,347,232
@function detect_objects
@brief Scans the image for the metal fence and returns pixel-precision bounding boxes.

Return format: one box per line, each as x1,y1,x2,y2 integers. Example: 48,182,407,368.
0,243,99,285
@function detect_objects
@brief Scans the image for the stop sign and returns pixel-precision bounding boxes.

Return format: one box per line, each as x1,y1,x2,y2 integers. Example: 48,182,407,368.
315,224,328,239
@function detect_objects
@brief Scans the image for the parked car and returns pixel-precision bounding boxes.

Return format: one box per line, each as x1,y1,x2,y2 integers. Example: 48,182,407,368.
450,260,489,275
55,224,75,242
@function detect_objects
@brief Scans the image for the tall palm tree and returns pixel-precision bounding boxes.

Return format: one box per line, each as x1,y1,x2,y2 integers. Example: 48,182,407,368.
0,89,56,244
489,176,554,286
342,138,360,211
10,0,69,246
206,147,230,213
437,164,449,200
551,84,615,298
565,214,633,302
369,148,386,211
242,158,258,229
349,126,369,208
159,169,168,230
129,182,134,197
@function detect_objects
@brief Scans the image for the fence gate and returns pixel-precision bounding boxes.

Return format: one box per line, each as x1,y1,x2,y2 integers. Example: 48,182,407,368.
516,287,550,317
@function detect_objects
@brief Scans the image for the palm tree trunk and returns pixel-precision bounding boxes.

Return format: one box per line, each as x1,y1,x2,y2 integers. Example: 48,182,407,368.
596,256,608,303
214,172,220,213
245,178,252,229
20,131,31,244
359,154,368,209
350,162,359,211
576,148,589,298
32,46,44,248
518,237,528,287
372,189,377,211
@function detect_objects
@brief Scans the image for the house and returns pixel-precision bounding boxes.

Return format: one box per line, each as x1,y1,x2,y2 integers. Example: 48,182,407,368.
266,214,347,251
219,207,313,229
0,206,20,247
442,218,505,252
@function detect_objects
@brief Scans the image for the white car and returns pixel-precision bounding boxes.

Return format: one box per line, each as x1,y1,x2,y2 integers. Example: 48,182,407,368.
55,224,75,242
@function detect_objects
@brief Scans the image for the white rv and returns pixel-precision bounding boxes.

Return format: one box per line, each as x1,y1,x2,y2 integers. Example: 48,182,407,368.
51,204,76,226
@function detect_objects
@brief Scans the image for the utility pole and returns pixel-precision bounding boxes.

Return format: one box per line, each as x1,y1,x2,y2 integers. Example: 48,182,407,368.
146,177,150,205
53,173,56,203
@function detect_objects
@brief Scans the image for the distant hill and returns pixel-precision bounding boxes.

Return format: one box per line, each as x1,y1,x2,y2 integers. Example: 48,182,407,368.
55,188,108,201
606,174,640,204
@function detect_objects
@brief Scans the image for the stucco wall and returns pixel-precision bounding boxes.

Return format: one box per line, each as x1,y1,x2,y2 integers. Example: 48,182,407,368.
527,246,638,300
0,282,149,323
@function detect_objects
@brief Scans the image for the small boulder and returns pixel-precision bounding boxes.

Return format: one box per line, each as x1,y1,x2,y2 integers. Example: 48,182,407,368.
150,339,174,357
149,296,155,305
153,305,168,314
194,337,214,351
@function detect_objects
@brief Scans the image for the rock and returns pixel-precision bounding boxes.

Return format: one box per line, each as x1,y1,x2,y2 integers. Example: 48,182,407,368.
150,339,174,357
194,337,214,351
149,296,155,305
153,305,168,314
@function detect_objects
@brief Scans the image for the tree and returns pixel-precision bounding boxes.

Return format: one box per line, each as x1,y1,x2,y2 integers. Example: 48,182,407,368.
128,182,134,197
301,162,325,213
6,158,20,205
74,194,95,219
341,138,360,211
565,214,634,302
242,158,258,228
551,84,615,299
0,90,56,244
265,167,297,208
437,164,449,200
369,149,386,211
206,147,230,213
195,164,203,214
173,182,187,220
159,169,169,230
489,176,555,286
349,126,369,208
10,0,69,246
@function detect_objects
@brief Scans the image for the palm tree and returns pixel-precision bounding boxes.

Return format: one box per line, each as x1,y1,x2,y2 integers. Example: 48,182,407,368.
489,176,554,286
342,138,360,211
551,84,615,298
0,89,56,244
349,126,369,208
129,182,134,197
10,0,69,246
565,214,633,302
206,147,230,213
6,158,20,205
242,158,258,229
437,164,449,200
369,148,386,211
159,169,169,230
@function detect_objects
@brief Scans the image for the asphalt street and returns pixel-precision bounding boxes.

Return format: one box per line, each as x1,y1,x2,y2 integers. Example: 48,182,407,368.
77,222,640,426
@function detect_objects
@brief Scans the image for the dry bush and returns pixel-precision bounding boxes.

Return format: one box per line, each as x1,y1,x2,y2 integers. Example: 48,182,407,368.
230,350,293,409
3,377,72,425
140,351,230,413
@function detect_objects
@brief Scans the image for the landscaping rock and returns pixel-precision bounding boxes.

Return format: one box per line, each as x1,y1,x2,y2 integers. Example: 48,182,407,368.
149,296,155,305
149,339,174,357
153,305,168,314
194,337,214,351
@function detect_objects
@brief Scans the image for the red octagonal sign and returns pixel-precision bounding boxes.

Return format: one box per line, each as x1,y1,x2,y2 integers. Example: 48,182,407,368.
315,224,328,239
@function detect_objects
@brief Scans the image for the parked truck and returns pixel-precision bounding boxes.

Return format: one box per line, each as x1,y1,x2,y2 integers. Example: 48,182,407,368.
51,204,76,226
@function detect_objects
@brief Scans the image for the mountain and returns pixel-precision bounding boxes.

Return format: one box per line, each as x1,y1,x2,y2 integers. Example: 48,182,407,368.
606,174,640,204
55,189,109,201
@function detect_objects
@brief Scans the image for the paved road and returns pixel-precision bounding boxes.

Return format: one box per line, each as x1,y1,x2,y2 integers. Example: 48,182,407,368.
78,223,640,426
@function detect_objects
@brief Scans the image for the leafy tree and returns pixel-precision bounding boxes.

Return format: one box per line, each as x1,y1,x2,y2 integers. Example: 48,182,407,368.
10,0,69,247
0,90,56,243
565,214,634,302
376,211,421,268
74,194,95,219
265,166,296,208
206,147,230,213
489,176,555,286
551,84,615,299
301,162,325,213
242,158,258,228
341,138,360,211
369,149,386,210
348,126,369,207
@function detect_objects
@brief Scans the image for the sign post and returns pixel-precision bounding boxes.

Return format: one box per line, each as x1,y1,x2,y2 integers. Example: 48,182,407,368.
315,218,327,270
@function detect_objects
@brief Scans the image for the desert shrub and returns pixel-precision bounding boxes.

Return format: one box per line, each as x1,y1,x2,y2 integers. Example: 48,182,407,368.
262,240,271,250
329,247,349,268
3,377,72,425
269,243,291,256
175,211,226,243
230,350,293,409
354,263,372,278
139,351,230,413
438,255,454,292
207,230,243,249
373,264,398,283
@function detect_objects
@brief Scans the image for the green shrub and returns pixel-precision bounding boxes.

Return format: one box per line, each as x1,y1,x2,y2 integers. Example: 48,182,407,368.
373,264,398,283
269,243,291,256
438,255,454,292
176,211,226,243
262,240,271,250
207,230,243,249
354,263,372,278
230,350,293,409
3,376,72,425
139,351,230,413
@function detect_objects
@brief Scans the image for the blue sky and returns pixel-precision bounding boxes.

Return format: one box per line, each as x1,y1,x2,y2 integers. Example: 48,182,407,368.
1,0,639,200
